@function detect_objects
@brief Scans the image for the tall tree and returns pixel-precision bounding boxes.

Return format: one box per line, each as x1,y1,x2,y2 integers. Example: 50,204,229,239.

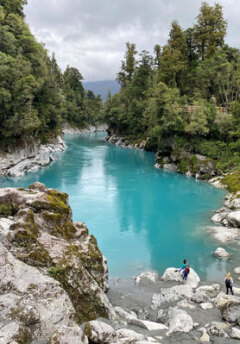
194,2,227,60
0,0,27,17
159,21,188,92
116,42,137,87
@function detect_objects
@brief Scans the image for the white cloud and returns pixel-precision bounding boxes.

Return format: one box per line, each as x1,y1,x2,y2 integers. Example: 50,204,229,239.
25,0,240,81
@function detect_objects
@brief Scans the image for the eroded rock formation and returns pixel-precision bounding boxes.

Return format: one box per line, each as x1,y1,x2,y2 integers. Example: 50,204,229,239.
0,183,115,343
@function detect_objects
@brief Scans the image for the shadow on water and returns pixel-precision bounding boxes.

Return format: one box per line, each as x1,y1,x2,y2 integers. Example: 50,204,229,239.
1,132,237,281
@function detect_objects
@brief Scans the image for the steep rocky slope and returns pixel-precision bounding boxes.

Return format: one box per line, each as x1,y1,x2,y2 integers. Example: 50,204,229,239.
0,183,114,343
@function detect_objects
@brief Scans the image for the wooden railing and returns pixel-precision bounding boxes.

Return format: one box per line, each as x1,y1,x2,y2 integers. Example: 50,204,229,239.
183,105,228,113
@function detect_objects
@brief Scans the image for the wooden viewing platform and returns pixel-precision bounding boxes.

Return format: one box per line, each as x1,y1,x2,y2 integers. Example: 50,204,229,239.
183,105,228,113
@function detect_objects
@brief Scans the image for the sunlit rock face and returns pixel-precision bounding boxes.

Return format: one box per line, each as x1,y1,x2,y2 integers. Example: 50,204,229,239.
0,183,115,343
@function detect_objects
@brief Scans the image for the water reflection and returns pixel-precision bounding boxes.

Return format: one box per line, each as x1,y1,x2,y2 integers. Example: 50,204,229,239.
0,132,232,281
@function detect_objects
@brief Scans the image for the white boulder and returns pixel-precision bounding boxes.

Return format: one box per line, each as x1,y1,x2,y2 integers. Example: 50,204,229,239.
230,327,240,339
224,194,240,209
116,329,145,341
197,284,221,298
226,211,240,228
151,285,193,309
84,321,116,344
200,328,210,342
211,213,223,223
129,319,168,331
200,303,213,310
191,290,211,304
114,307,137,321
218,297,240,324
214,247,230,258
207,226,239,243
161,267,200,288
234,267,240,274
135,271,159,285
167,308,193,334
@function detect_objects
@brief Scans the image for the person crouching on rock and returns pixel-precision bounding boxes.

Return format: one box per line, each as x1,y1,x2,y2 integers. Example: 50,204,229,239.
225,273,234,295
175,259,187,273
182,265,190,281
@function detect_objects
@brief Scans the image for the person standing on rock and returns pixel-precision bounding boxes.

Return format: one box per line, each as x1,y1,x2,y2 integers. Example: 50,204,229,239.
182,265,190,281
175,259,187,273
225,273,234,295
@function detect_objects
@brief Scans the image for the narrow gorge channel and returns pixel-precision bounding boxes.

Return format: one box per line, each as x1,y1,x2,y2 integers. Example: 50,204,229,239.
1,132,234,281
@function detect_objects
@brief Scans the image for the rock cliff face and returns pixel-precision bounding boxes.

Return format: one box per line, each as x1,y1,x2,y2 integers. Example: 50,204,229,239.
0,183,114,343
106,133,217,179
155,148,217,180
0,135,66,177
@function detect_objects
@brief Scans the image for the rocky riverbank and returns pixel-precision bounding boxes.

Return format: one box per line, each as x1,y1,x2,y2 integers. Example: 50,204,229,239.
207,185,240,245
0,184,240,343
63,123,108,134
105,134,147,150
0,135,66,178
106,133,217,180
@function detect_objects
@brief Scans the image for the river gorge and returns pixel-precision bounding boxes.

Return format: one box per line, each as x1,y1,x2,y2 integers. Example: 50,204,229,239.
1,132,237,282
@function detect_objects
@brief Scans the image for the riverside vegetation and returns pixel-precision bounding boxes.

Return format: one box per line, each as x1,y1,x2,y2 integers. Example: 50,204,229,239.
0,0,104,177
102,2,240,192
0,0,102,150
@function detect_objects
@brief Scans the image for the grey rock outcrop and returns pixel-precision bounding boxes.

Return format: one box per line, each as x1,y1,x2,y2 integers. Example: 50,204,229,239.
155,149,217,179
0,183,115,343
211,192,240,235
218,296,240,324
135,271,159,285
207,226,239,243
196,284,221,298
84,321,116,344
151,285,193,309
167,308,193,334
0,135,66,177
214,247,230,258
161,267,200,288
63,123,108,134
0,242,75,343
48,326,89,344
230,327,240,339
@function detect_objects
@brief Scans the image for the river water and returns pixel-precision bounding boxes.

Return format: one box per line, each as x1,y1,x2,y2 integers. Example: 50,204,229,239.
1,132,236,281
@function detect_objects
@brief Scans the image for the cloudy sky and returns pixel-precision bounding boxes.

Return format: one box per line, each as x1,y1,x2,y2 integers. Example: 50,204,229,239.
25,0,240,81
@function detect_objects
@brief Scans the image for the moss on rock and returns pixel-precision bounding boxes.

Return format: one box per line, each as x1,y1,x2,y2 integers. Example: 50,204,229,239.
42,212,76,239
0,203,14,216
222,172,240,193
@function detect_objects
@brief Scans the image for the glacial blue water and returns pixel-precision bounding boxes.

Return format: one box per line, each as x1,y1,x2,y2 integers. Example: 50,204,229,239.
1,132,235,281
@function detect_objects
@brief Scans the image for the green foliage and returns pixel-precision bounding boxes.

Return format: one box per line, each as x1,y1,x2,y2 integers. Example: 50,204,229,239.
0,0,27,18
103,1,239,175
222,172,240,193
194,2,227,60
185,100,211,136
0,4,102,146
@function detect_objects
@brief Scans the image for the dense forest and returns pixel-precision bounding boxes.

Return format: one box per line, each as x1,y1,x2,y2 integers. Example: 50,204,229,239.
0,0,102,146
102,2,240,180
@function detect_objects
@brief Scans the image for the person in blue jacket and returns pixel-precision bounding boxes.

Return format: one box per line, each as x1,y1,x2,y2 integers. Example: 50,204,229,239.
175,259,187,273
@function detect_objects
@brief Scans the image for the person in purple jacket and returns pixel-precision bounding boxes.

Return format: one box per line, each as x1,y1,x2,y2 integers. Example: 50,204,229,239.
182,265,190,281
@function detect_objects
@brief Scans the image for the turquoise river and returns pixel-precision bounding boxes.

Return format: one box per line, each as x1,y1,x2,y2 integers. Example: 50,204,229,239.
1,132,238,281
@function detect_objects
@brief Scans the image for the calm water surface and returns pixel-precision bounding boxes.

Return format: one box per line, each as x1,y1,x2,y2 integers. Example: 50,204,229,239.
1,132,237,281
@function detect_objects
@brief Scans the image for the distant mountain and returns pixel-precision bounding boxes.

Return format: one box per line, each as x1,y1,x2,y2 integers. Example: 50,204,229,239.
83,80,120,101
